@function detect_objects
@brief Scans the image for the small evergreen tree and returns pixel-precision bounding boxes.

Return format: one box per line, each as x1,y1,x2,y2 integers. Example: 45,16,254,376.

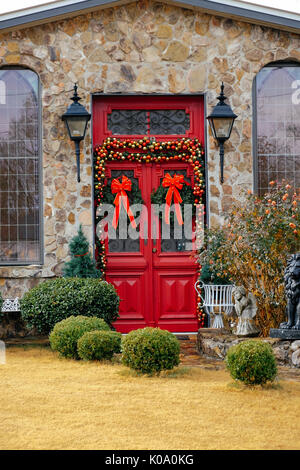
62,225,101,278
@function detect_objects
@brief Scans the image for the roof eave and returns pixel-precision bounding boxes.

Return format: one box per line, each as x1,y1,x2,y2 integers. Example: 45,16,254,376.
0,0,299,35
171,0,300,34
0,0,128,33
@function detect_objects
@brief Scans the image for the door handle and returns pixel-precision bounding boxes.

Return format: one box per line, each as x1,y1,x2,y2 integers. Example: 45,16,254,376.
152,248,157,253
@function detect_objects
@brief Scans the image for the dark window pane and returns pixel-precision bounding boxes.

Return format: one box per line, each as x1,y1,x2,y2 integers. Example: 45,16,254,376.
0,191,8,207
1,226,9,241
107,109,191,136
8,176,17,192
0,176,8,191
0,209,9,224
256,65,300,195
149,110,190,135
0,68,40,264
107,110,147,135
9,209,18,224
0,142,8,157
159,170,192,253
105,170,140,253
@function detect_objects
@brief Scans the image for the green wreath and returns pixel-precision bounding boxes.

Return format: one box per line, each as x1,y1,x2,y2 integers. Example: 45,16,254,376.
151,181,195,223
101,177,144,206
96,177,143,232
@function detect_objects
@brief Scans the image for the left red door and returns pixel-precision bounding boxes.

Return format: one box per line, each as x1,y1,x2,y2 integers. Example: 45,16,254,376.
103,161,151,332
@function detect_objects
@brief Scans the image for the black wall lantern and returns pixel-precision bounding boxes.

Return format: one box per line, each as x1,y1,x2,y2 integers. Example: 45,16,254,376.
206,82,237,183
61,83,91,182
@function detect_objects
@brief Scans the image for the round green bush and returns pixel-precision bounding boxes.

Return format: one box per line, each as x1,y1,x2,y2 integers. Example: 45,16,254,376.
225,340,278,385
77,330,122,361
49,315,111,359
20,277,120,334
122,327,180,375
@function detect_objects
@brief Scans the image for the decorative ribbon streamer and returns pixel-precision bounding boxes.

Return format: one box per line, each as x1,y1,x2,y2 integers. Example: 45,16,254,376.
74,251,89,257
111,175,137,229
162,173,189,225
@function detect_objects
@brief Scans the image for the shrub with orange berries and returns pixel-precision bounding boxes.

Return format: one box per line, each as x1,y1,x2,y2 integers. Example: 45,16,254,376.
198,180,299,337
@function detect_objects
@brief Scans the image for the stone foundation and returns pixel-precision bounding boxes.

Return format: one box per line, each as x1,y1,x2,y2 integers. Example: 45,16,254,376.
0,312,36,339
175,334,198,359
197,328,300,368
270,328,300,340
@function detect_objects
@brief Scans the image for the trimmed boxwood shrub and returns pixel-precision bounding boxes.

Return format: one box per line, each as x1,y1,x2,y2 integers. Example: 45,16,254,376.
122,327,180,375
49,315,110,359
225,340,278,385
77,330,122,361
20,277,120,334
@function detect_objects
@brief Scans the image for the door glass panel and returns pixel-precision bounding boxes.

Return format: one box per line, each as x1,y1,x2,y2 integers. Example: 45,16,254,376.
158,170,193,253
107,170,140,253
107,109,190,136
160,226,190,252
149,110,190,135
107,110,147,135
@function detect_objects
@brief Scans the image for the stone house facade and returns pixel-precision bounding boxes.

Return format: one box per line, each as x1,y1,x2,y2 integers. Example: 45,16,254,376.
0,0,299,301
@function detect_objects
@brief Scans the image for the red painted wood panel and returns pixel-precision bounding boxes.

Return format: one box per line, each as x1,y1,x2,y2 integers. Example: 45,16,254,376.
93,95,204,333
93,95,205,145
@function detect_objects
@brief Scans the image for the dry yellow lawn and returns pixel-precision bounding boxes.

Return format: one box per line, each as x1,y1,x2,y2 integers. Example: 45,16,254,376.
0,347,300,450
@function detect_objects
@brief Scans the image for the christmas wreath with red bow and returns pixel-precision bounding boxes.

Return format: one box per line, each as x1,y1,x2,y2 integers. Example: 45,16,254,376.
100,174,143,232
151,172,195,225
101,175,143,211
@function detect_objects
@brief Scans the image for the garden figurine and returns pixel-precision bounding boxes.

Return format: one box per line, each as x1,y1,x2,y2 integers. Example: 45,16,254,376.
280,253,300,330
232,286,259,337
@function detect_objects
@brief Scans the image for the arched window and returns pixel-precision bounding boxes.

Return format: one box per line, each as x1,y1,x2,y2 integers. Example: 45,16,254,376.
254,62,300,195
0,68,41,264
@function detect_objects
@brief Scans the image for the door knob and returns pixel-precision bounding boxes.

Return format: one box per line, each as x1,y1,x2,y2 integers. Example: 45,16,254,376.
152,248,157,253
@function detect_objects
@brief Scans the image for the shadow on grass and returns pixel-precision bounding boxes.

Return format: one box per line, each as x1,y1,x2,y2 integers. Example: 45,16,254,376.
226,379,283,391
117,365,192,379
7,343,51,350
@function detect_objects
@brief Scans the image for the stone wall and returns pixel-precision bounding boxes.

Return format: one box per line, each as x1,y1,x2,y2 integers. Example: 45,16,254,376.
0,311,36,339
197,329,300,368
0,0,299,296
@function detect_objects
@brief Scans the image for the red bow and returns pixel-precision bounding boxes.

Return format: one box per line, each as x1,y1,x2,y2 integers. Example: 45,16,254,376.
162,173,188,225
111,175,137,229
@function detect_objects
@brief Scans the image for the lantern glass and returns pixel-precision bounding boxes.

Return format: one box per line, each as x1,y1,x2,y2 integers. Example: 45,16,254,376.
65,116,88,140
209,117,234,140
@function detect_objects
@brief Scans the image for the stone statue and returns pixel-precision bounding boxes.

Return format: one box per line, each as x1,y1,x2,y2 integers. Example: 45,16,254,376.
280,253,300,330
232,286,259,336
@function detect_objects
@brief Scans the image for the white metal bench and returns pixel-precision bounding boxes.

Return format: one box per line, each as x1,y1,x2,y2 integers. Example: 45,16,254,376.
195,281,234,328
1,298,20,312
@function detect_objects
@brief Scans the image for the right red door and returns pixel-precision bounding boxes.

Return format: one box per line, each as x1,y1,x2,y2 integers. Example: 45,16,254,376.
150,161,199,332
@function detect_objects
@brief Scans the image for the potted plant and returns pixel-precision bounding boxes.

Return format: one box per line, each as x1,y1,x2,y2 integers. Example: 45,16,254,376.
196,230,234,329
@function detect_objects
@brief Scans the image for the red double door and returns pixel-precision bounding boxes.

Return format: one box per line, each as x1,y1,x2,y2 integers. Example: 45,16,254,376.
93,96,205,333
